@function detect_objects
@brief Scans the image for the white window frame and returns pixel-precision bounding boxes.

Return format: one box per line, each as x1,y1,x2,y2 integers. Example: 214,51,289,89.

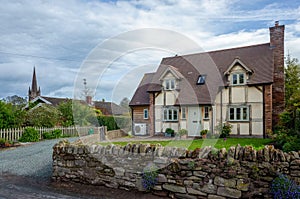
231,73,245,85
143,109,148,119
204,106,209,119
181,107,186,120
228,106,249,121
163,107,179,121
164,79,176,90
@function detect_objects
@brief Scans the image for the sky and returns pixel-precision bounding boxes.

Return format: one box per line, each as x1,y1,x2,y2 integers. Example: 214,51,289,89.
0,0,300,104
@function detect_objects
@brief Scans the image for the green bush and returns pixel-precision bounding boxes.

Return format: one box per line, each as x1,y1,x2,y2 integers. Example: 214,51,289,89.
178,129,188,136
165,128,175,137
217,123,232,138
19,127,39,142
97,116,131,131
42,129,62,139
0,138,5,145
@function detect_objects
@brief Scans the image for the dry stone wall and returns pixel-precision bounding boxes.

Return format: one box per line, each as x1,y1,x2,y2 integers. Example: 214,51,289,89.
52,140,300,199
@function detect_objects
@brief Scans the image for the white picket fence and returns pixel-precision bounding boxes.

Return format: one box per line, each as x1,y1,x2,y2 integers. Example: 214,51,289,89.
0,126,105,141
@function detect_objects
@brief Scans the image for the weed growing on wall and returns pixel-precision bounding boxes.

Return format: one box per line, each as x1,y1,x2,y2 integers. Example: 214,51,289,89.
142,164,158,191
270,174,300,198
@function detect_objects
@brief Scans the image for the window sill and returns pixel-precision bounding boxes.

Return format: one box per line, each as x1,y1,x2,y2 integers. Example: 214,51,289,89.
228,120,249,123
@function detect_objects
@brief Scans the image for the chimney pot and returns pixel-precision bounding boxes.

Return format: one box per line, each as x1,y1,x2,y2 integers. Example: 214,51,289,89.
275,21,279,27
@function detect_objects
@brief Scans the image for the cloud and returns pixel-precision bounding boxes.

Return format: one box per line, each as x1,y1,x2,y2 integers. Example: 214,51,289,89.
0,0,300,103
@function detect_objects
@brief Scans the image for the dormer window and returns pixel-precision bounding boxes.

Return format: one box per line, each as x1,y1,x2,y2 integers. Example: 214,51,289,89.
232,73,245,85
197,75,206,85
164,79,176,90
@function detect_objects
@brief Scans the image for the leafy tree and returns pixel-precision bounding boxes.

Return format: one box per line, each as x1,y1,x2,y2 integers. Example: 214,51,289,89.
57,100,74,127
3,95,27,107
0,100,26,128
72,101,98,126
25,105,60,127
272,55,300,152
285,54,300,108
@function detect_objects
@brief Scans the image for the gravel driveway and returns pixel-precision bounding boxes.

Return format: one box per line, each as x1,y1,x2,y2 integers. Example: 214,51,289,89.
0,138,166,199
0,138,77,179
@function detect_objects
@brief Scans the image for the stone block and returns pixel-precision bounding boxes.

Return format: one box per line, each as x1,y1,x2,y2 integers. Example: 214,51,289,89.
199,183,217,194
174,193,197,199
187,188,207,196
217,187,241,199
114,167,125,176
208,195,226,199
162,184,186,193
236,179,249,191
158,174,167,183
194,171,208,178
214,176,236,188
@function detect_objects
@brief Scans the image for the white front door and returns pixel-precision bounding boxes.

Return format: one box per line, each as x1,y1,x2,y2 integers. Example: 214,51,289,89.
188,106,201,136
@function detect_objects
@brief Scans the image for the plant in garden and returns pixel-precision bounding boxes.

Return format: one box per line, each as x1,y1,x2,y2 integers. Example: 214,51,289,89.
178,129,188,137
42,129,63,139
216,123,232,138
270,174,300,199
142,164,159,191
19,127,39,142
165,128,175,137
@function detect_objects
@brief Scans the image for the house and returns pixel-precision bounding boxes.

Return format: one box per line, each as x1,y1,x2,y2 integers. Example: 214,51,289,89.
129,22,285,137
25,67,128,116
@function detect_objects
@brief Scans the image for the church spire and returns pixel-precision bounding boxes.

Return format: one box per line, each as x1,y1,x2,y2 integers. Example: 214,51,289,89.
28,66,41,101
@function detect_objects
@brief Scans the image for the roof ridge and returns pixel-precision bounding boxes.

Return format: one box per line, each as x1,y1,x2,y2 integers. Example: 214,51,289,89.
163,42,270,59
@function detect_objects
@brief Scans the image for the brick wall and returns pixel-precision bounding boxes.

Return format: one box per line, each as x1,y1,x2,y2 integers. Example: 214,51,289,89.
53,140,300,199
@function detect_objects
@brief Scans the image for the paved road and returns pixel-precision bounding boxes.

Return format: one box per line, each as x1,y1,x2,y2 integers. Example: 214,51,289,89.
0,138,166,199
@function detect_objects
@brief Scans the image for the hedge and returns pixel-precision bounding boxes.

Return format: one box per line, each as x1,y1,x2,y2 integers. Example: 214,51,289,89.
97,116,131,131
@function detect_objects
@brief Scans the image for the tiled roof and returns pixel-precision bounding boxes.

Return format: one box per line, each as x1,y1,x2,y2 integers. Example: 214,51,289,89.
129,73,156,105
41,96,71,106
94,101,129,115
130,43,274,106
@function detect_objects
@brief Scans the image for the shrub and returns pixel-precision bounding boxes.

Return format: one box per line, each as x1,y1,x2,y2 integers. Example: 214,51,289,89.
19,127,39,142
97,116,131,131
142,164,158,191
200,129,208,135
52,129,62,138
42,129,63,139
270,174,300,198
178,129,188,136
165,128,175,137
217,123,232,138
0,138,5,145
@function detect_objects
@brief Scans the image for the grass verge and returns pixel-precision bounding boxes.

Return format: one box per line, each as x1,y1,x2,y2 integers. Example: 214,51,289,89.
99,138,272,151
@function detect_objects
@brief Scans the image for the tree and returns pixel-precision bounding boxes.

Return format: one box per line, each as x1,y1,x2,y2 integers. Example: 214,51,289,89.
272,55,300,152
57,100,74,127
285,54,300,108
120,97,130,109
25,105,60,127
3,95,27,107
72,101,98,126
0,100,26,129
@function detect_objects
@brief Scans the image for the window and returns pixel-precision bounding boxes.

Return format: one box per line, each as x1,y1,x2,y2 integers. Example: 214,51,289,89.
181,107,186,119
164,79,176,90
143,109,148,119
232,73,245,85
228,106,249,121
204,106,209,119
163,108,178,121
197,75,206,85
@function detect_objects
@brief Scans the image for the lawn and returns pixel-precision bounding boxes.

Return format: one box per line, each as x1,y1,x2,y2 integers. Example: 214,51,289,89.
102,138,272,151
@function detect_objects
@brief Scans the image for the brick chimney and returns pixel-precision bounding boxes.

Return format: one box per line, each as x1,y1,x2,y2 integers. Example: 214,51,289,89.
269,21,285,127
86,96,92,105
